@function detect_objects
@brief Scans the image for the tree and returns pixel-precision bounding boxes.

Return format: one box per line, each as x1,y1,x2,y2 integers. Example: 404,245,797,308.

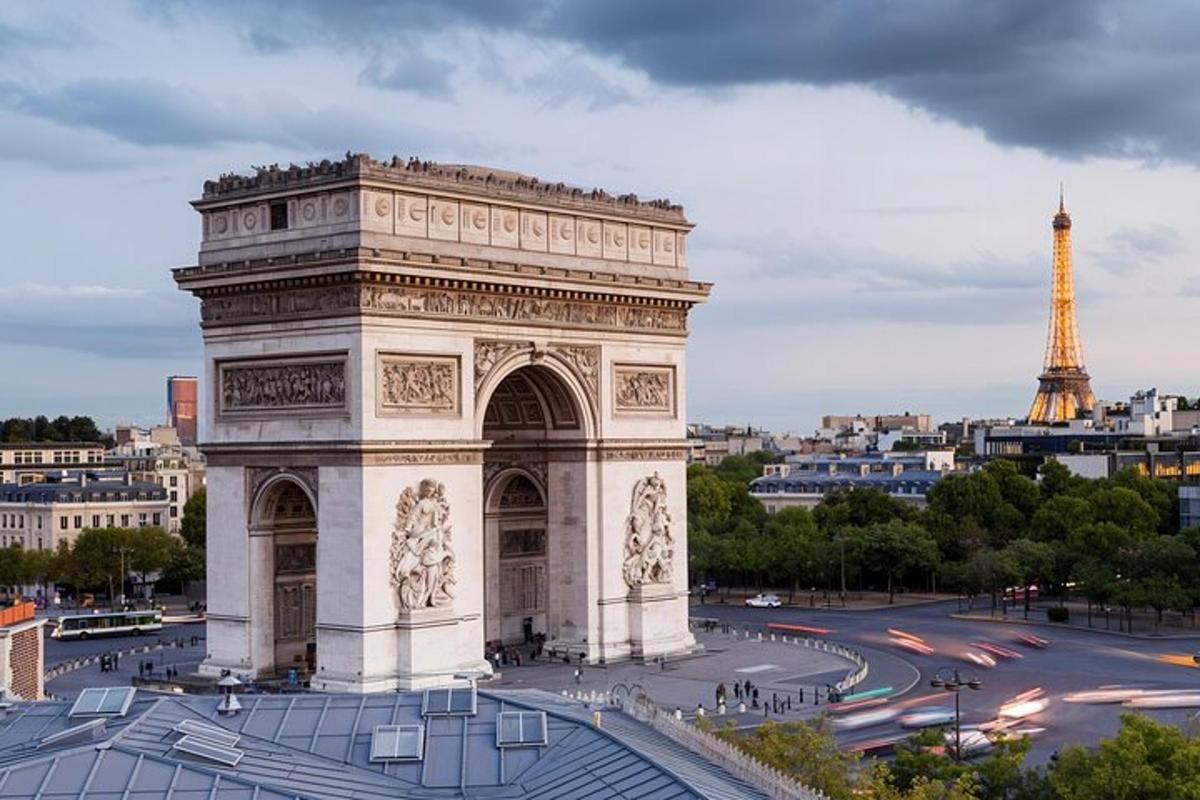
1090,487,1158,536
814,487,915,533
128,527,176,590
1031,495,1093,543
1047,714,1200,799
763,507,820,600
70,528,134,605
709,717,861,800
860,521,940,603
1038,458,1074,499
180,489,207,550
0,545,24,596
1001,538,1055,619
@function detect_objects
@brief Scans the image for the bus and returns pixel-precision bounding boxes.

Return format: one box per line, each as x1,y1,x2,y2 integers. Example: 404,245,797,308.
51,610,163,640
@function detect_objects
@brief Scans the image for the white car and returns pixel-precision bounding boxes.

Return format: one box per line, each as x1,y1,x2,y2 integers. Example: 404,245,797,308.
745,593,782,608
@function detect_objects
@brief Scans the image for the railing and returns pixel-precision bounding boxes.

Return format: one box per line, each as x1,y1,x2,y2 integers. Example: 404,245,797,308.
0,601,35,626
619,692,830,800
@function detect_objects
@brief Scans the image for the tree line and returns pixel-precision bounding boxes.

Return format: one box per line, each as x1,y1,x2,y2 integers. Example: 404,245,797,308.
0,415,113,446
0,489,206,604
705,712,1200,800
688,454,1196,628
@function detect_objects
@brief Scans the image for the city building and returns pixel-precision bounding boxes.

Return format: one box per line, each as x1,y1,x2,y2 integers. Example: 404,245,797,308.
0,602,44,701
0,442,105,485
0,688,787,799
0,471,169,550
167,375,199,447
174,154,709,690
821,413,933,433
1181,486,1200,530
107,426,206,533
1027,191,1096,422
749,451,955,511
686,424,766,465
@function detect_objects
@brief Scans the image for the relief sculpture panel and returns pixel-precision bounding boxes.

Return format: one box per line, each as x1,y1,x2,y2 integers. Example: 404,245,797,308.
377,353,460,416
613,364,675,416
219,356,346,416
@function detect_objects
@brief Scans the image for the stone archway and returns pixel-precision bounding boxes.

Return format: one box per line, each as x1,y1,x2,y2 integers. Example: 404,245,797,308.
479,362,593,658
248,475,318,678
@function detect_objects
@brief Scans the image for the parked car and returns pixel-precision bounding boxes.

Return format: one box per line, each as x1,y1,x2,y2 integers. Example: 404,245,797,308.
745,593,782,608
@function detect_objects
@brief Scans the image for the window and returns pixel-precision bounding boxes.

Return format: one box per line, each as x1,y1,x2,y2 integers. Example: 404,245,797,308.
170,490,177,503
153,513,161,526
37,537,42,550
138,513,147,527
74,515,82,529
121,515,130,527
170,506,178,518
269,201,288,230
105,515,114,527
36,516,41,530
69,687,136,719
170,476,178,487
92,515,100,528
60,517,68,530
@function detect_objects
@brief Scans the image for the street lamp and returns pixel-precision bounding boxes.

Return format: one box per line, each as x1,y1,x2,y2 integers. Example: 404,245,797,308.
929,667,982,762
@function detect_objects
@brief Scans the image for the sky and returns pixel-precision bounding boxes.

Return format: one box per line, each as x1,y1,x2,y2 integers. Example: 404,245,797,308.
1,0,1198,434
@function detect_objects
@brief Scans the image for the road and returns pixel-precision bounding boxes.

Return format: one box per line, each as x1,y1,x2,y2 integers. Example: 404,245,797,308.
44,622,204,664
695,599,1200,763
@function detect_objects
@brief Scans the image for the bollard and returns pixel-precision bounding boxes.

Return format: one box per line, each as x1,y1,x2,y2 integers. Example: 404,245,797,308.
757,632,763,642
696,704,705,718
738,702,747,714
718,703,726,715
770,633,776,642
674,708,683,721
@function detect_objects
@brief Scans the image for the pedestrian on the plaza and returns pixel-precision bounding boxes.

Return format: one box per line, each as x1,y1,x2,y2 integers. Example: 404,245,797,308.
715,682,726,707
514,651,521,667
743,679,752,696
113,652,119,670
138,661,145,677
751,688,759,708
574,668,582,686
733,682,741,701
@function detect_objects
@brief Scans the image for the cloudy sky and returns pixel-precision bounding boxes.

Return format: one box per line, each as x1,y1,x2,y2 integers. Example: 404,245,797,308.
1,1,1197,434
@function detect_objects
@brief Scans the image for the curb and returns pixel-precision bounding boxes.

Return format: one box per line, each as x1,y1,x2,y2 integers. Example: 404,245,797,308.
948,612,1200,641
693,596,958,613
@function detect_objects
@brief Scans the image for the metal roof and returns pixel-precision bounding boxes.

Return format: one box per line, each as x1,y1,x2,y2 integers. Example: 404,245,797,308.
0,689,769,799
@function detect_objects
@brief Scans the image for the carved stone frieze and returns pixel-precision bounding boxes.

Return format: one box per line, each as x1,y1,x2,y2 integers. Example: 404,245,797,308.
613,364,675,415
622,473,674,588
598,447,688,462
377,353,459,415
389,479,456,612
199,280,689,335
220,357,346,415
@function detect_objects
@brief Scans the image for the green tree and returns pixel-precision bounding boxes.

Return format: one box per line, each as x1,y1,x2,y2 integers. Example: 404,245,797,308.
1031,495,1093,543
709,717,860,800
1048,714,1200,799
763,507,821,600
180,488,207,550
1090,487,1158,536
128,527,176,590
860,521,941,603
0,545,25,596
1038,458,1074,499
70,528,134,605
1001,538,1055,619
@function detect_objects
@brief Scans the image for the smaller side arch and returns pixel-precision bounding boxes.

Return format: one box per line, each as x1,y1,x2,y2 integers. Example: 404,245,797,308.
248,470,318,529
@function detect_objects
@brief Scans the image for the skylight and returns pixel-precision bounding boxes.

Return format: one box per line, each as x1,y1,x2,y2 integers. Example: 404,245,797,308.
38,718,107,749
173,719,240,748
173,734,244,767
422,687,477,717
68,687,136,719
496,711,548,748
369,724,425,762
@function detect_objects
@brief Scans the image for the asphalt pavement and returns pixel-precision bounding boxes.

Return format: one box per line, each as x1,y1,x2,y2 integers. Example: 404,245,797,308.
694,598,1200,764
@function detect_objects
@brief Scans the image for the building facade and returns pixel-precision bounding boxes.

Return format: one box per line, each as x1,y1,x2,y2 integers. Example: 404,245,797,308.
0,602,44,701
0,442,105,485
174,154,710,691
167,376,199,447
749,452,954,511
0,472,169,551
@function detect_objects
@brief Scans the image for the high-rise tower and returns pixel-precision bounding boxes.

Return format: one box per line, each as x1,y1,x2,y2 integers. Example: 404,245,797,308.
1027,190,1094,423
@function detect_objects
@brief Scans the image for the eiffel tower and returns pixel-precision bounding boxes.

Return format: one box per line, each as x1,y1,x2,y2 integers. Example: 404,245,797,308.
1027,189,1095,423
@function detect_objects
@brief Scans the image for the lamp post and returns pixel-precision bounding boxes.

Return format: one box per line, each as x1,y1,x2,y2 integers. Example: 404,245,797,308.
929,667,982,762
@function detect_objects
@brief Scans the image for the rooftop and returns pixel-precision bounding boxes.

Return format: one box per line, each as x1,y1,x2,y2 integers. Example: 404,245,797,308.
198,152,688,225
0,689,768,799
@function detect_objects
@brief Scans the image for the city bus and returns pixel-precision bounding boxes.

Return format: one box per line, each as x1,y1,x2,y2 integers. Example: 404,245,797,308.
51,610,163,640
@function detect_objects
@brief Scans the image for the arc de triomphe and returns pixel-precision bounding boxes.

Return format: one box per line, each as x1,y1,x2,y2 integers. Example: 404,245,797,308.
174,154,711,691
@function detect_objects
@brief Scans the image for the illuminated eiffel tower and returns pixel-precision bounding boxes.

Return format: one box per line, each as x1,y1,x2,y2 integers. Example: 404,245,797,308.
1027,188,1095,423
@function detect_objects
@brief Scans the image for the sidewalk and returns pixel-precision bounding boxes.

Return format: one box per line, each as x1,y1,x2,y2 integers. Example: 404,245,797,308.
951,610,1200,641
692,592,958,613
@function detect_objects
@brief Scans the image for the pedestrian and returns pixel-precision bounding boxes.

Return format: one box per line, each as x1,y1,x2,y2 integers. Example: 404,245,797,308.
138,661,145,678
574,668,582,686
743,679,752,696
715,682,726,707
751,688,759,708
113,652,119,671
514,651,521,667
733,682,741,701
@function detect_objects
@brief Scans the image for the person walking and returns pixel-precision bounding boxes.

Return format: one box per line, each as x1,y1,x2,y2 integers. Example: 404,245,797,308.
715,682,727,707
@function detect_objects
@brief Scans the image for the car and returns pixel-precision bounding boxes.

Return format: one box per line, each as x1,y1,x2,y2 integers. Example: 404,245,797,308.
899,707,956,729
745,593,782,608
